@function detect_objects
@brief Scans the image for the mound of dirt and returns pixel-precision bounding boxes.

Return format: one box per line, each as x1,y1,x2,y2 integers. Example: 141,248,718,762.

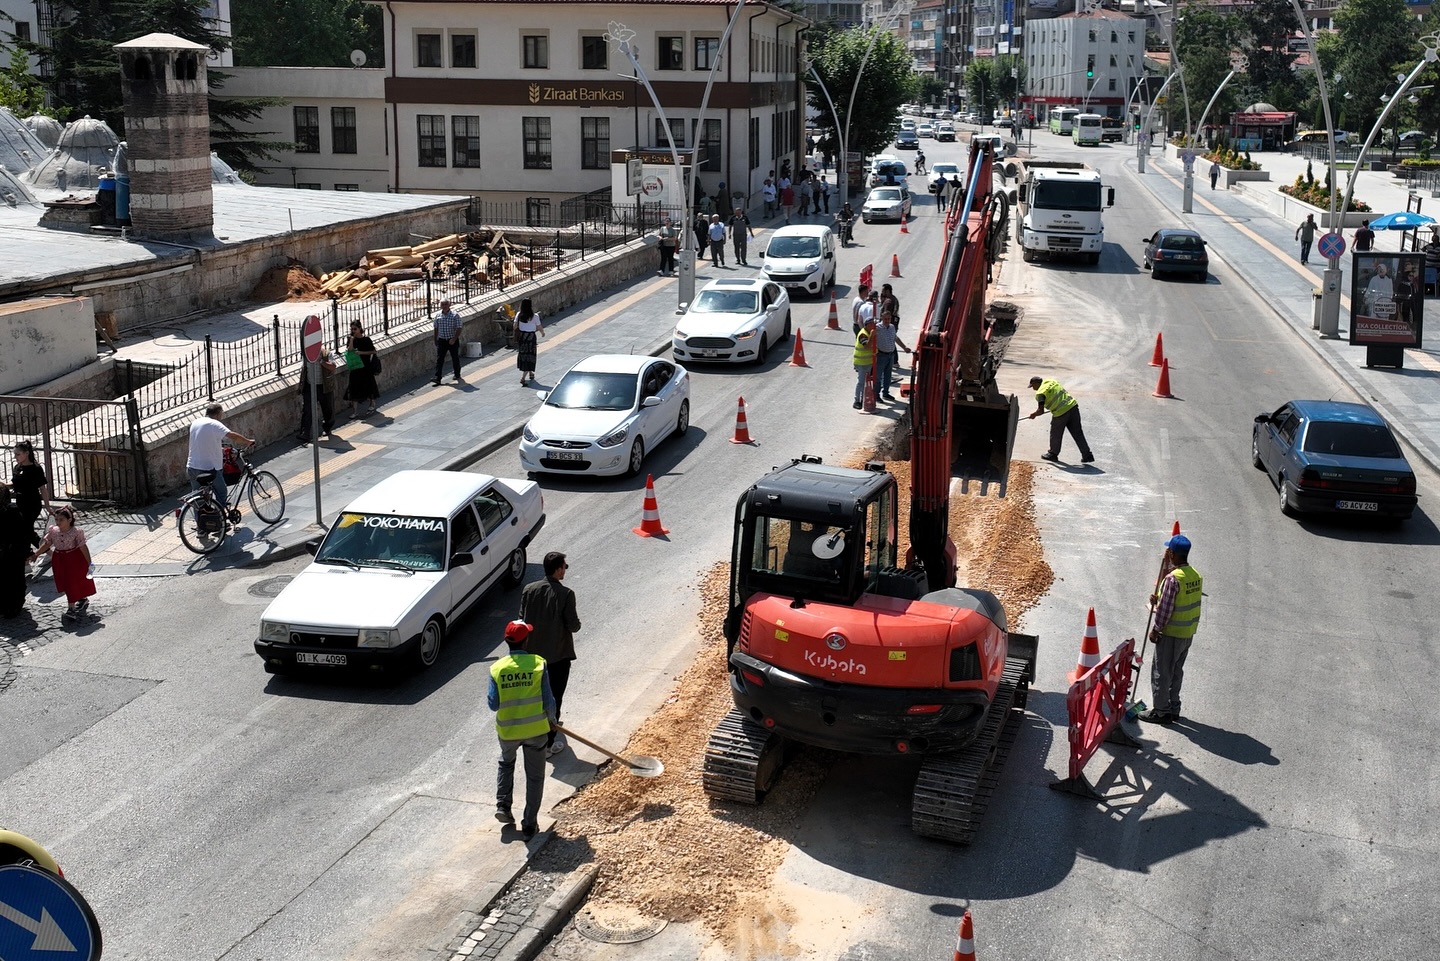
251,262,325,302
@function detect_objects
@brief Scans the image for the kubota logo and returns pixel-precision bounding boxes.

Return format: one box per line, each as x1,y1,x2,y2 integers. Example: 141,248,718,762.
804,649,867,675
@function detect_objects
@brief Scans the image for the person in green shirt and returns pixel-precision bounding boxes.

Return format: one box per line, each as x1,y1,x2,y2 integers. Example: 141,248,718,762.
1028,376,1094,464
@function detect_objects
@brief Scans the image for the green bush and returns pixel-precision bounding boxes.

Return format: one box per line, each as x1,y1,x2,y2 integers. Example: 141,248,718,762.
1203,148,1261,171
1398,158,1440,170
1279,180,1371,212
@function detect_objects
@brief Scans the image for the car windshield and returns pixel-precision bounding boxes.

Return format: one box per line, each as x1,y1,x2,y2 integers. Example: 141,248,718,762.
870,189,903,202
1161,234,1204,250
768,236,821,258
317,513,448,571
692,289,759,314
1303,421,1403,458
547,370,638,411
933,164,960,177
1032,180,1103,211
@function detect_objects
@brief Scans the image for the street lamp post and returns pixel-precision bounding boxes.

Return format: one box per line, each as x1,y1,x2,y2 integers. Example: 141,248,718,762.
832,0,913,207
1082,71,1105,112
1136,68,1182,175
1288,0,1344,336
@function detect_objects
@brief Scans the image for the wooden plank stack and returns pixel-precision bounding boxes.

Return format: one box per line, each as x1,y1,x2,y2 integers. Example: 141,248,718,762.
319,231,563,303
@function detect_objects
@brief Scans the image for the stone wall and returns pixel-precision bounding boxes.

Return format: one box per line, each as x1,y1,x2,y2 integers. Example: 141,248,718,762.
0,297,98,395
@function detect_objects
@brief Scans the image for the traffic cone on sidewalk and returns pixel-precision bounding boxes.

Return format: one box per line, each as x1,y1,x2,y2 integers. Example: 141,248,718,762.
1152,358,1174,398
890,253,902,277
729,396,756,444
1068,607,1103,683
789,329,809,367
632,475,670,537
952,910,976,961
826,291,841,330
1149,332,1165,367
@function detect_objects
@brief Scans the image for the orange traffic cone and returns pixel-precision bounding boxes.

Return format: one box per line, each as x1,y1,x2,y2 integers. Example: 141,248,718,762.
1172,520,1181,536
900,215,910,235
890,253,902,277
1068,607,1103,683
826,291,841,330
789,329,809,367
729,396,755,444
1149,332,1165,367
1153,358,1174,398
632,475,670,537
952,910,976,961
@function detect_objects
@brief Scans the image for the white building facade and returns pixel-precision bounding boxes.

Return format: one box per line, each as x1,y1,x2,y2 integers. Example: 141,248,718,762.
1021,10,1145,119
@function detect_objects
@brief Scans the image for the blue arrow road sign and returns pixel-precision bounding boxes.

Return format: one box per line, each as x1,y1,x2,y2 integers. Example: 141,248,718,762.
0,864,102,961
1318,232,1346,259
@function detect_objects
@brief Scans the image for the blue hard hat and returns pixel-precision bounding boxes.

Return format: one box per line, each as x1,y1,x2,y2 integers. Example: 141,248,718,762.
1165,534,1192,552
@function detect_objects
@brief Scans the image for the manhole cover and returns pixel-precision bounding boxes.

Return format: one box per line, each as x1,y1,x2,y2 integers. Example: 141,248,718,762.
573,902,667,944
247,575,294,598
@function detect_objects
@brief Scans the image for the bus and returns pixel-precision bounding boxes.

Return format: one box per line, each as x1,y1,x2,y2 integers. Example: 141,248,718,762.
1072,113,1104,146
1049,108,1080,136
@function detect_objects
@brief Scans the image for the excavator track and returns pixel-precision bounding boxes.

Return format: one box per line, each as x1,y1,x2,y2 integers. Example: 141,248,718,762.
911,655,1032,844
702,709,785,804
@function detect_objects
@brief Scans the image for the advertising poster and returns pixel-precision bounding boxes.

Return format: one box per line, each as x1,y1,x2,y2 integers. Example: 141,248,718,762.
1349,252,1425,348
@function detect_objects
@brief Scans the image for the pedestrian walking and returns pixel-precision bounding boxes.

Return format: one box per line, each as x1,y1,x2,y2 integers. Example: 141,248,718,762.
488,619,557,840
9,440,50,533
851,283,872,333
187,403,254,510
693,211,709,262
1353,219,1375,253
916,150,927,175
798,176,813,217
1027,375,1094,464
853,314,878,409
874,305,911,402
432,299,464,385
949,174,963,207
344,321,380,417
29,506,94,624
818,177,831,214
780,183,795,224
729,207,754,266
707,214,728,267
1139,534,1203,725
656,217,678,276
1208,161,1220,190
519,551,582,758
0,486,40,618
762,179,777,218
1296,214,1317,265
514,298,544,385
298,344,338,442
936,179,948,212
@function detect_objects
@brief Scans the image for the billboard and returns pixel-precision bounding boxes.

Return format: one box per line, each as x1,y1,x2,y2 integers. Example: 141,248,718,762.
1349,252,1425,348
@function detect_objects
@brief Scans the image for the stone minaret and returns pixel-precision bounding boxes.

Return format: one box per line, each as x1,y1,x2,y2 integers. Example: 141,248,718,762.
114,33,213,240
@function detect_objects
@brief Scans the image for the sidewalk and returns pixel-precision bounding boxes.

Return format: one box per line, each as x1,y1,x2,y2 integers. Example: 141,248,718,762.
1131,146,1440,472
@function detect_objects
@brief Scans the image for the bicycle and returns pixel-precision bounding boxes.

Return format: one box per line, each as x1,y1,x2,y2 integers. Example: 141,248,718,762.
176,446,286,555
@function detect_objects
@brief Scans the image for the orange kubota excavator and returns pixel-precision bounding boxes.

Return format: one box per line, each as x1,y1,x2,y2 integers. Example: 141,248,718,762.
702,140,1038,844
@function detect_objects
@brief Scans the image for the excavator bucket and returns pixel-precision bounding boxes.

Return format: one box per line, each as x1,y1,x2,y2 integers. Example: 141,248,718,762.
951,389,1018,496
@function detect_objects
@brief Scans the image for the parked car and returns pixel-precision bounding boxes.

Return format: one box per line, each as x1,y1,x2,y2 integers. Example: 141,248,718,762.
960,112,982,124
254,470,545,674
917,122,936,139
519,354,691,478
936,122,957,142
896,129,920,149
1252,400,1417,522
1142,228,1209,281
1398,130,1430,148
760,224,837,298
673,278,792,365
862,185,913,223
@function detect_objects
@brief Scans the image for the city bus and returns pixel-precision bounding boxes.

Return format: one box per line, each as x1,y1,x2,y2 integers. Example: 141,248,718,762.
1049,108,1080,136
1072,113,1104,146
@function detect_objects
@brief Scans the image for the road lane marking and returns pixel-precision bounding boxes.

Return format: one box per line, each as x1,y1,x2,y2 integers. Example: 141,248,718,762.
1159,428,1170,460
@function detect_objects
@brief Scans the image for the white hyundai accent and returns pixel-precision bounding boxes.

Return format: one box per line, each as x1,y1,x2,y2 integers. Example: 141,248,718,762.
255,470,545,675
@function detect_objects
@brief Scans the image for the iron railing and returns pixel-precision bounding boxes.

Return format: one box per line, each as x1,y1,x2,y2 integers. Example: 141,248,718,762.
0,394,148,507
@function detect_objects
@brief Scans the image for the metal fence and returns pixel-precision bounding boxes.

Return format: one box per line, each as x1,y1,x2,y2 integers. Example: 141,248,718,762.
0,395,148,507
466,197,688,243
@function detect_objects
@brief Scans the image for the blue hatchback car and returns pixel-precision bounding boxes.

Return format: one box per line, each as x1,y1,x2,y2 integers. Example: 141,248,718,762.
1252,400,1417,522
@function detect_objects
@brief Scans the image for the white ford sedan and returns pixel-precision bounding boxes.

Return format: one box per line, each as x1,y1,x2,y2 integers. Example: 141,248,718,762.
518,354,691,477
255,470,545,674
673,278,792,365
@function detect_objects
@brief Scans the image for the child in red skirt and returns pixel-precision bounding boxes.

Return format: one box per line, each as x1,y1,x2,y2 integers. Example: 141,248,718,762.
30,506,95,623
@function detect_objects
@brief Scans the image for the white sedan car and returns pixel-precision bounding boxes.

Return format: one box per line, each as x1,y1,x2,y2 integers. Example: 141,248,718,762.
673,278,792,365
862,185,912,223
254,470,545,674
917,122,936,138
929,162,962,194
519,354,691,478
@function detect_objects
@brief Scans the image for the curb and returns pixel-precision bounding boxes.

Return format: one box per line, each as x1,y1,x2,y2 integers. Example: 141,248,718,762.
493,864,601,961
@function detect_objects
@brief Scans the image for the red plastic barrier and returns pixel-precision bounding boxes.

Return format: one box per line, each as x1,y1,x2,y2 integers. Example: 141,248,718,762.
860,263,874,291
1050,637,1138,797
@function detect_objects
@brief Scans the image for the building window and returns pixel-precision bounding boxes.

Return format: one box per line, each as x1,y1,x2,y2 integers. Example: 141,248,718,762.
293,106,319,153
1128,31,1136,42
523,34,549,68
1110,55,1117,67
692,118,721,172
452,32,477,68
526,197,552,226
334,184,359,191
654,118,685,149
331,107,356,154
297,183,322,190
15,22,30,41
695,37,720,71
581,35,607,70
1108,78,1117,91
749,116,759,169
453,115,480,167
524,116,552,168
418,114,446,167
416,32,442,68
658,36,684,70
581,116,609,169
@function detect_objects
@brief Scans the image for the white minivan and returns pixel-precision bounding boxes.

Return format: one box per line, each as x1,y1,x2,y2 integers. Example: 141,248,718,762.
761,224,837,297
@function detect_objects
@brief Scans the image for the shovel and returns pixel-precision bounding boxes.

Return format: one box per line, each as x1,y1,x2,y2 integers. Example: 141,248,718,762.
555,724,664,778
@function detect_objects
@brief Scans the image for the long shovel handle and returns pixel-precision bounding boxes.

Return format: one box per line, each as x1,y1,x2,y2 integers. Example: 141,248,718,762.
553,723,635,768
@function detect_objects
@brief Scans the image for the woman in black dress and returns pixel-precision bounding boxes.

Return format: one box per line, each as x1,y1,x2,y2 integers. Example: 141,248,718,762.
514,299,544,385
0,487,40,618
344,321,380,416
10,440,49,531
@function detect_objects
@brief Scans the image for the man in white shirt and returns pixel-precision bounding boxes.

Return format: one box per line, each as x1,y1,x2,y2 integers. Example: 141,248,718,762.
186,403,254,510
851,283,872,333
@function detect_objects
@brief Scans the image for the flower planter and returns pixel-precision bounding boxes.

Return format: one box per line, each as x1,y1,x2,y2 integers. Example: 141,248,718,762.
1219,168,1270,188
1275,191,1371,229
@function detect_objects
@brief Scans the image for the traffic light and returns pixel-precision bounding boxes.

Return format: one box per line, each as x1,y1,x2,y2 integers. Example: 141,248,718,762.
1086,56,1095,79
1087,68,1094,78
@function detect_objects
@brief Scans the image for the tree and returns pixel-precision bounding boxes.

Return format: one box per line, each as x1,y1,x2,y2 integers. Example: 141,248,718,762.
806,26,917,159
0,48,51,116
1333,0,1419,137
230,0,382,68
1238,0,1304,110
965,59,997,118
993,54,1025,107
1173,6,1242,131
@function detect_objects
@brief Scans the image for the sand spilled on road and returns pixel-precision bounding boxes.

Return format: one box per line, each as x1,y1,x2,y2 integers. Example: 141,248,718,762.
537,457,1053,946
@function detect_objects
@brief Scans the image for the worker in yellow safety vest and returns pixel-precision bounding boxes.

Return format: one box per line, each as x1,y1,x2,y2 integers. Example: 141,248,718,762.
488,619,557,839
853,314,878,410
1139,534,1203,725
1027,375,1095,464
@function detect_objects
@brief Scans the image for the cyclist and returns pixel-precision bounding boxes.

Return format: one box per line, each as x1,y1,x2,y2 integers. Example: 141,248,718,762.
186,403,254,519
835,203,856,246
915,150,927,176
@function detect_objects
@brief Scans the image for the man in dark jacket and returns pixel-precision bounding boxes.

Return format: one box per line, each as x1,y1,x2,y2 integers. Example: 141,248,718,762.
519,551,582,757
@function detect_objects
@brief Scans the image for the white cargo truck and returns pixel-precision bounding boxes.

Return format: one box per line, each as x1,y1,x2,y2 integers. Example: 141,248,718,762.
1010,160,1114,265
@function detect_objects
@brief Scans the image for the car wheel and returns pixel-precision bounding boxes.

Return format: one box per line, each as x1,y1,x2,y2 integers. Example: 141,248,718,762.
1086,252,1101,265
501,546,527,590
1197,271,1208,283
1251,433,1265,470
782,311,792,340
675,399,690,436
1150,267,1161,280
416,617,444,670
625,438,646,477
1022,249,1036,263
1279,477,1298,517
755,334,768,365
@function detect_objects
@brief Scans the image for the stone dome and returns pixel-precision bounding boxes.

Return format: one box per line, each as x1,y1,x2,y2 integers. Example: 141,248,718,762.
0,164,40,207
1245,101,1281,114
211,151,248,185
21,115,120,190
0,106,48,173
24,114,65,150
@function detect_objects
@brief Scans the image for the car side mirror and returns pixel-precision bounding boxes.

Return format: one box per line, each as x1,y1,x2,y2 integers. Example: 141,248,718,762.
641,395,664,408
450,551,474,568
758,247,766,257
305,540,319,555
1107,188,1116,207
1254,414,1270,424
537,391,549,402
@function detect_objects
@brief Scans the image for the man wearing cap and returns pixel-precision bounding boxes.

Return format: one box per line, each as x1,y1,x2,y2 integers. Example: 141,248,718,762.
1140,534,1203,725
1027,376,1094,464
519,552,582,757
488,619,557,840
